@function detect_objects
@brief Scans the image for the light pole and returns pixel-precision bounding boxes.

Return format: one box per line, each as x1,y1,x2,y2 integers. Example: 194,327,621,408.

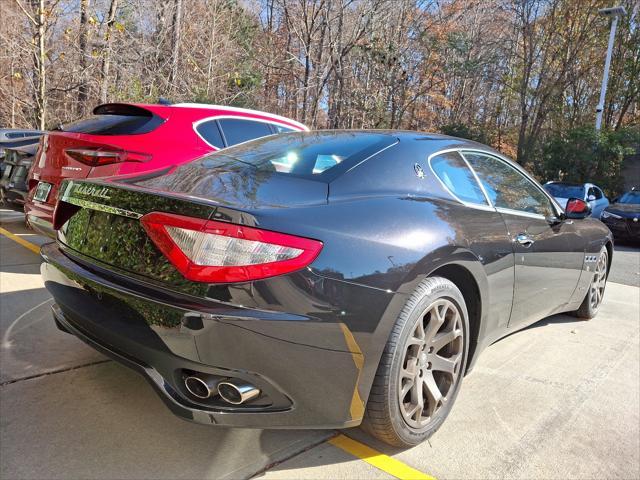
595,6,626,131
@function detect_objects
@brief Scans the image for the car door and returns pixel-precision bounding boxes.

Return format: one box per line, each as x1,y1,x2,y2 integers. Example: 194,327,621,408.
429,151,514,331
462,151,584,328
587,186,608,218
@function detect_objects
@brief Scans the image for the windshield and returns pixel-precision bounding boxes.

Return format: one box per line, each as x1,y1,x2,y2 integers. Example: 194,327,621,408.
197,131,397,181
617,191,640,205
544,183,584,198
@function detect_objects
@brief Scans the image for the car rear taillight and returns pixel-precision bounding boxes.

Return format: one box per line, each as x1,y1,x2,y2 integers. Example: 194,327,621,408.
140,212,323,283
65,148,151,166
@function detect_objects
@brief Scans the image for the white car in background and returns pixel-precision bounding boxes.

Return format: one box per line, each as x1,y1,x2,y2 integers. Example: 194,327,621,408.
543,182,610,218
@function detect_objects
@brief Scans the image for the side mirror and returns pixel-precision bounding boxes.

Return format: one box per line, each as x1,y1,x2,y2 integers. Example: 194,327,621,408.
587,194,596,202
565,198,591,219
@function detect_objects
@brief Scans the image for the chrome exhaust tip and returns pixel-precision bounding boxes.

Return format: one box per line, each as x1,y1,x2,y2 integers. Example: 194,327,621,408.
217,381,260,405
184,374,219,399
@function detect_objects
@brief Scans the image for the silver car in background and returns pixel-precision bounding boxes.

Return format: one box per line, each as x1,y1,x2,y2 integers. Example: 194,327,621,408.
544,181,610,218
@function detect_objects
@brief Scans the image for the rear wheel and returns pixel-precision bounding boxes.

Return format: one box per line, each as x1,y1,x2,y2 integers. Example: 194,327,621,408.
572,246,608,319
362,277,469,447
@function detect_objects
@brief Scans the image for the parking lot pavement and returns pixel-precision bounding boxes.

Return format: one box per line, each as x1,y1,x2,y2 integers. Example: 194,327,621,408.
264,280,640,480
1,207,639,480
608,242,640,287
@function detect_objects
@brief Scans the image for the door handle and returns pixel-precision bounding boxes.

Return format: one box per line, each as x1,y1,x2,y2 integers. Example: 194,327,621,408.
515,233,534,247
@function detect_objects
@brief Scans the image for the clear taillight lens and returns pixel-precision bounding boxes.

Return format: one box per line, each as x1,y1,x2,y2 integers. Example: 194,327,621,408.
165,226,303,266
141,212,323,283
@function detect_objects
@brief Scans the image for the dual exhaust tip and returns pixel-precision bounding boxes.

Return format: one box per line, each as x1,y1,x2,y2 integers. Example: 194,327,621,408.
184,373,260,405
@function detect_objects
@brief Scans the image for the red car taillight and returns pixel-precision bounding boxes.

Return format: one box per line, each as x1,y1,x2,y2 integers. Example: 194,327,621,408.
65,148,151,166
140,212,323,283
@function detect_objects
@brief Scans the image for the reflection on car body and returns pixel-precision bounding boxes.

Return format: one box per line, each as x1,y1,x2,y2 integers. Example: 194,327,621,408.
41,131,612,447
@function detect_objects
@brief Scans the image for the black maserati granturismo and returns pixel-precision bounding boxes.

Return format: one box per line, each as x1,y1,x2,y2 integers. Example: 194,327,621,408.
41,131,612,447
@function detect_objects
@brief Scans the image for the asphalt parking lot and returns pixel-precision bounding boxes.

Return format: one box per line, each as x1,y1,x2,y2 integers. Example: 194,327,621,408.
1,204,638,480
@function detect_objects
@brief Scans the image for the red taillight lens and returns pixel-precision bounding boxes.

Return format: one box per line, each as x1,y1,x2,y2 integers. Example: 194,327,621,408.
140,212,323,283
65,148,151,166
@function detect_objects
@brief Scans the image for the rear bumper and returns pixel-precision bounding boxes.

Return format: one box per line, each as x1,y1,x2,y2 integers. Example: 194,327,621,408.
25,200,55,238
41,243,374,429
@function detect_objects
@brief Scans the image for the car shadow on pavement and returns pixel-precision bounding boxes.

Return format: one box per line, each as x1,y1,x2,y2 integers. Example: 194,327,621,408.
0,286,107,383
0,359,334,480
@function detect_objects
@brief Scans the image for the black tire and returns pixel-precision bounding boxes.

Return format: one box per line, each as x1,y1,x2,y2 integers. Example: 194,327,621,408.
362,276,469,447
572,246,609,319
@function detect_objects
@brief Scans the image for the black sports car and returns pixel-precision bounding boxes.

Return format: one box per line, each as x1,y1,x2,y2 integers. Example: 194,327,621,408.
600,189,640,242
41,131,612,447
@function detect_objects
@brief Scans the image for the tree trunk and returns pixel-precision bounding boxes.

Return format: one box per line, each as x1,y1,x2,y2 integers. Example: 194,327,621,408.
168,0,183,93
77,0,90,115
36,0,46,130
99,0,118,103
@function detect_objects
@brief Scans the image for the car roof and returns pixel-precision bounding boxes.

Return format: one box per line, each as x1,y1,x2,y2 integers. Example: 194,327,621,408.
0,129,45,143
304,129,509,158
545,181,584,186
111,102,309,131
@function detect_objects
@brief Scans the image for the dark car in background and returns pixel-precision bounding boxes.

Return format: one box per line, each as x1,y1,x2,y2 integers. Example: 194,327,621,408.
0,143,39,206
600,188,640,242
42,131,612,448
0,129,45,178
1,130,45,206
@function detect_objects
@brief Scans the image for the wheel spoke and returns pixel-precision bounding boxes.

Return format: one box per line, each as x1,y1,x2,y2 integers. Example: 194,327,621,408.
424,302,447,344
431,328,461,352
410,376,424,417
413,317,426,342
400,365,415,380
423,372,442,406
400,379,414,399
431,354,460,375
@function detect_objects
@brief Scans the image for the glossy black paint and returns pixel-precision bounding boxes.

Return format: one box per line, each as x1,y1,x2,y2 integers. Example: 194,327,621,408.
41,131,613,429
600,198,640,242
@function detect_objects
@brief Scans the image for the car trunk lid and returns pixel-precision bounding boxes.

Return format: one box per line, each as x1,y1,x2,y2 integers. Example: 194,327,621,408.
55,173,326,291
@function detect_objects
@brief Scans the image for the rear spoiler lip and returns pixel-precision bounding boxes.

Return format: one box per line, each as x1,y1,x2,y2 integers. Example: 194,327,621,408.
92,102,168,120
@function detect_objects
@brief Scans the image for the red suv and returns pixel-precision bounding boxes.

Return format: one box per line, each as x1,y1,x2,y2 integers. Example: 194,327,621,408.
25,102,308,236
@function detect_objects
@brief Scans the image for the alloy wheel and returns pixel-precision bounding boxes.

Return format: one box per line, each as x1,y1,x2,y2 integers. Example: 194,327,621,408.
589,250,608,311
398,298,464,429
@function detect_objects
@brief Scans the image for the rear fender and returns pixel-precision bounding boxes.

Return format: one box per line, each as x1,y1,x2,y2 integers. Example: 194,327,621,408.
360,245,489,399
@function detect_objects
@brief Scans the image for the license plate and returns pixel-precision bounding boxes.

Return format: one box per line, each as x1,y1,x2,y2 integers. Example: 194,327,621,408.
33,182,52,202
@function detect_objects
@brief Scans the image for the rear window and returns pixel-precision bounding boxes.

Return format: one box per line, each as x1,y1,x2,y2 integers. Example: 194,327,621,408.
61,113,163,136
200,131,397,180
544,183,584,199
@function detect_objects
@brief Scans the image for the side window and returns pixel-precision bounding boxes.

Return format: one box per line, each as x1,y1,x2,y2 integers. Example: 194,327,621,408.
463,152,554,217
588,187,603,200
195,120,224,149
430,151,487,205
218,119,273,146
271,124,296,133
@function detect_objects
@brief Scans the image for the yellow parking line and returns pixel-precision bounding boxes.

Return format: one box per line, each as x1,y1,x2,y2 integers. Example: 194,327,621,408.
0,227,41,255
328,434,436,480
